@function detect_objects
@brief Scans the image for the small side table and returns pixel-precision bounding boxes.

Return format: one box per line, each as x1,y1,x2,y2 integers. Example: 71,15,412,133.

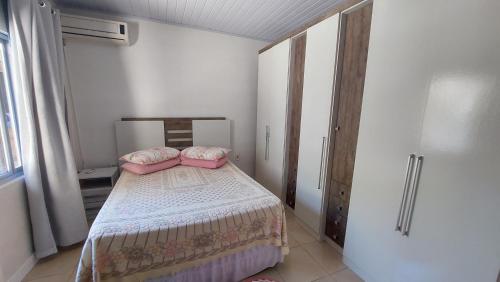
78,167,119,223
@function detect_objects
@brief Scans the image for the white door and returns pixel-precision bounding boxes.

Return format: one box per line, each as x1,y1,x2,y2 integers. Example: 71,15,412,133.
343,1,431,281
255,39,291,198
295,15,340,234
393,1,500,281
344,1,500,282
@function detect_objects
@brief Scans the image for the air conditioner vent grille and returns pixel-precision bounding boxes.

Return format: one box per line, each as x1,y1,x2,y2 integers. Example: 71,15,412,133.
61,14,129,45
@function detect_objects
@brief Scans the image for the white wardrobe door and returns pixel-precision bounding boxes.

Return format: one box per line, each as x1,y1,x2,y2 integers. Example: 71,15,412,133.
342,1,450,281
394,0,500,281
295,15,339,234
255,39,291,198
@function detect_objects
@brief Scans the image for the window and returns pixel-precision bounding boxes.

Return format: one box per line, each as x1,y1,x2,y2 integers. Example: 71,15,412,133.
0,43,21,177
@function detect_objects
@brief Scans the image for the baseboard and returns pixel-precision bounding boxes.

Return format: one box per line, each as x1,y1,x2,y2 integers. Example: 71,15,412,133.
322,235,374,281
342,254,374,282
286,205,331,242
8,254,37,282
293,213,322,241
324,236,344,254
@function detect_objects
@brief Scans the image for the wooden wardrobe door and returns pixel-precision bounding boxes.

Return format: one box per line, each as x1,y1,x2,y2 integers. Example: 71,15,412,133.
325,3,373,247
285,34,307,209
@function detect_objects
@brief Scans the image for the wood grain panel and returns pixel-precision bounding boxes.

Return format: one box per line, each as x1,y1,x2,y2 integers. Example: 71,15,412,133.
166,132,193,139
329,4,372,185
325,3,373,247
122,117,225,149
285,33,307,209
166,141,193,149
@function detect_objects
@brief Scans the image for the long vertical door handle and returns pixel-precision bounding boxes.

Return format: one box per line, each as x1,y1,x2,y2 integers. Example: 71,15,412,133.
317,137,326,189
402,155,424,236
265,126,270,160
395,154,416,232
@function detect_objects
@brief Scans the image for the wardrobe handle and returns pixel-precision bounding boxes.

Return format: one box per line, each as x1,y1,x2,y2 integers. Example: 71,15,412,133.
395,154,416,232
317,137,326,189
265,126,270,161
403,155,424,236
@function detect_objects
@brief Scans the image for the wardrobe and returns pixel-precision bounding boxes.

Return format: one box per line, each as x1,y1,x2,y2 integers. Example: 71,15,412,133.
255,12,341,234
257,0,500,280
342,0,500,281
255,0,372,240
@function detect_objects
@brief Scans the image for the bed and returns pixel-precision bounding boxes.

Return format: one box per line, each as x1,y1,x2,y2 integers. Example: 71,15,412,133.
76,161,289,281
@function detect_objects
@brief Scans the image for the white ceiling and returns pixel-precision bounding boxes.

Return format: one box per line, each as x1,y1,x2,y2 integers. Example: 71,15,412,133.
53,0,342,42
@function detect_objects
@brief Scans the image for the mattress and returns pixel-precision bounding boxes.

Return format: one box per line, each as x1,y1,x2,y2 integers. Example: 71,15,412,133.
76,162,289,281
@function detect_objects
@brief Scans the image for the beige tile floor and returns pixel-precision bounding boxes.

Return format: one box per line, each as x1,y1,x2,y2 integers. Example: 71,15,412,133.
23,244,81,282
246,210,363,282
23,210,362,282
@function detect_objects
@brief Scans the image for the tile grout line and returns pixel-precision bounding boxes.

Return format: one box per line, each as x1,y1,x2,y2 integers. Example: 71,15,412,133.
291,225,348,282
302,243,348,273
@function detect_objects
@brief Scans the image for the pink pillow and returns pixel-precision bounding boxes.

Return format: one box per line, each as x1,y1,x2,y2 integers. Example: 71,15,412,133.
181,156,227,169
121,158,180,175
181,146,231,161
120,147,180,165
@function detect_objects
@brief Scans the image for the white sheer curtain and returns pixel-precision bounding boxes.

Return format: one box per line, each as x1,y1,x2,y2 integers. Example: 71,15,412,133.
8,0,88,258
63,45,84,170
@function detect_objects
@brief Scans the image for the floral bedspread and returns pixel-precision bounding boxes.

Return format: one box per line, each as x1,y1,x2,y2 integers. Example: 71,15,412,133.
76,162,288,281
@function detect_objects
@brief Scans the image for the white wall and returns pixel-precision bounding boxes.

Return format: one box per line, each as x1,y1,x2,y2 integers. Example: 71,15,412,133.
0,177,35,282
64,16,267,176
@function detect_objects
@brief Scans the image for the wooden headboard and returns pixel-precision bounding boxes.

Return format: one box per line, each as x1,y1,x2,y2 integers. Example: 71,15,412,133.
121,117,226,150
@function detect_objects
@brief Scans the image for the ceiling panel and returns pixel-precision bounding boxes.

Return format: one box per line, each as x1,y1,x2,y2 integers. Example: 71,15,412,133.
53,0,342,41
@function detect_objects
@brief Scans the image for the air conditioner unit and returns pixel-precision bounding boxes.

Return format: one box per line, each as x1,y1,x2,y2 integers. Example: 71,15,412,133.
60,14,129,45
